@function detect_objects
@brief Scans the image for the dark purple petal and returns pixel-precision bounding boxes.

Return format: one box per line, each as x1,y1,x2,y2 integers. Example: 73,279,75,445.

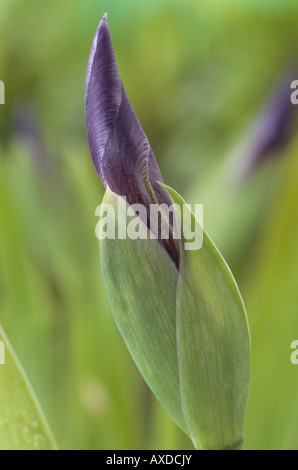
85,13,122,187
85,14,179,268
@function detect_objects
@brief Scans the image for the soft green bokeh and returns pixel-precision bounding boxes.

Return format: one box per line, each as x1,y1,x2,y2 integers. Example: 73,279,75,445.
0,0,297,449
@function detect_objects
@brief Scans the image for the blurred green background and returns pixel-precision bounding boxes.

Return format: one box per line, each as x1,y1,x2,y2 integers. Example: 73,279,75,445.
0,0,297,450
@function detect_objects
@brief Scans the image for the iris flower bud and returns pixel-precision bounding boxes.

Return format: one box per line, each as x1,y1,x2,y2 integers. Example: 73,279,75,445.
85,14,251,450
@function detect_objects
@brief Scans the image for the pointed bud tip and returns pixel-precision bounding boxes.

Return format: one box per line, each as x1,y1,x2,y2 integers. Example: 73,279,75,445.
102,13,108,23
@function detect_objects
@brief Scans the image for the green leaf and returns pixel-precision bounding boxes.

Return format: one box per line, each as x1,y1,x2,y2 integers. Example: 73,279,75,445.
163,184,251,450
99,186,251,450
99,188,187,434
0,326,57,450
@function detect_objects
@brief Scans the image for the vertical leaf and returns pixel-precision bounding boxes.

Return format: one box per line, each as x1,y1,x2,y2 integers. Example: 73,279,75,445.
99,188,187,434
163,185,251,450
0,326,56,450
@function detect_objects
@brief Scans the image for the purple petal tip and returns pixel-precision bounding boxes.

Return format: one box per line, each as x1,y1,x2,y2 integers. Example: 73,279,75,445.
85,16,180,268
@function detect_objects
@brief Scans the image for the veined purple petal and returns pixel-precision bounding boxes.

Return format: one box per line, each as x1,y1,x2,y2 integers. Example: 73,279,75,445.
85,14,122,186
85,14,179,268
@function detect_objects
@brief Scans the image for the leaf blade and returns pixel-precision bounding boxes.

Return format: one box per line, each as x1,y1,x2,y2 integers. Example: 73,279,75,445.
0,326,57,450
99,188,187,434
163,184,251,450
